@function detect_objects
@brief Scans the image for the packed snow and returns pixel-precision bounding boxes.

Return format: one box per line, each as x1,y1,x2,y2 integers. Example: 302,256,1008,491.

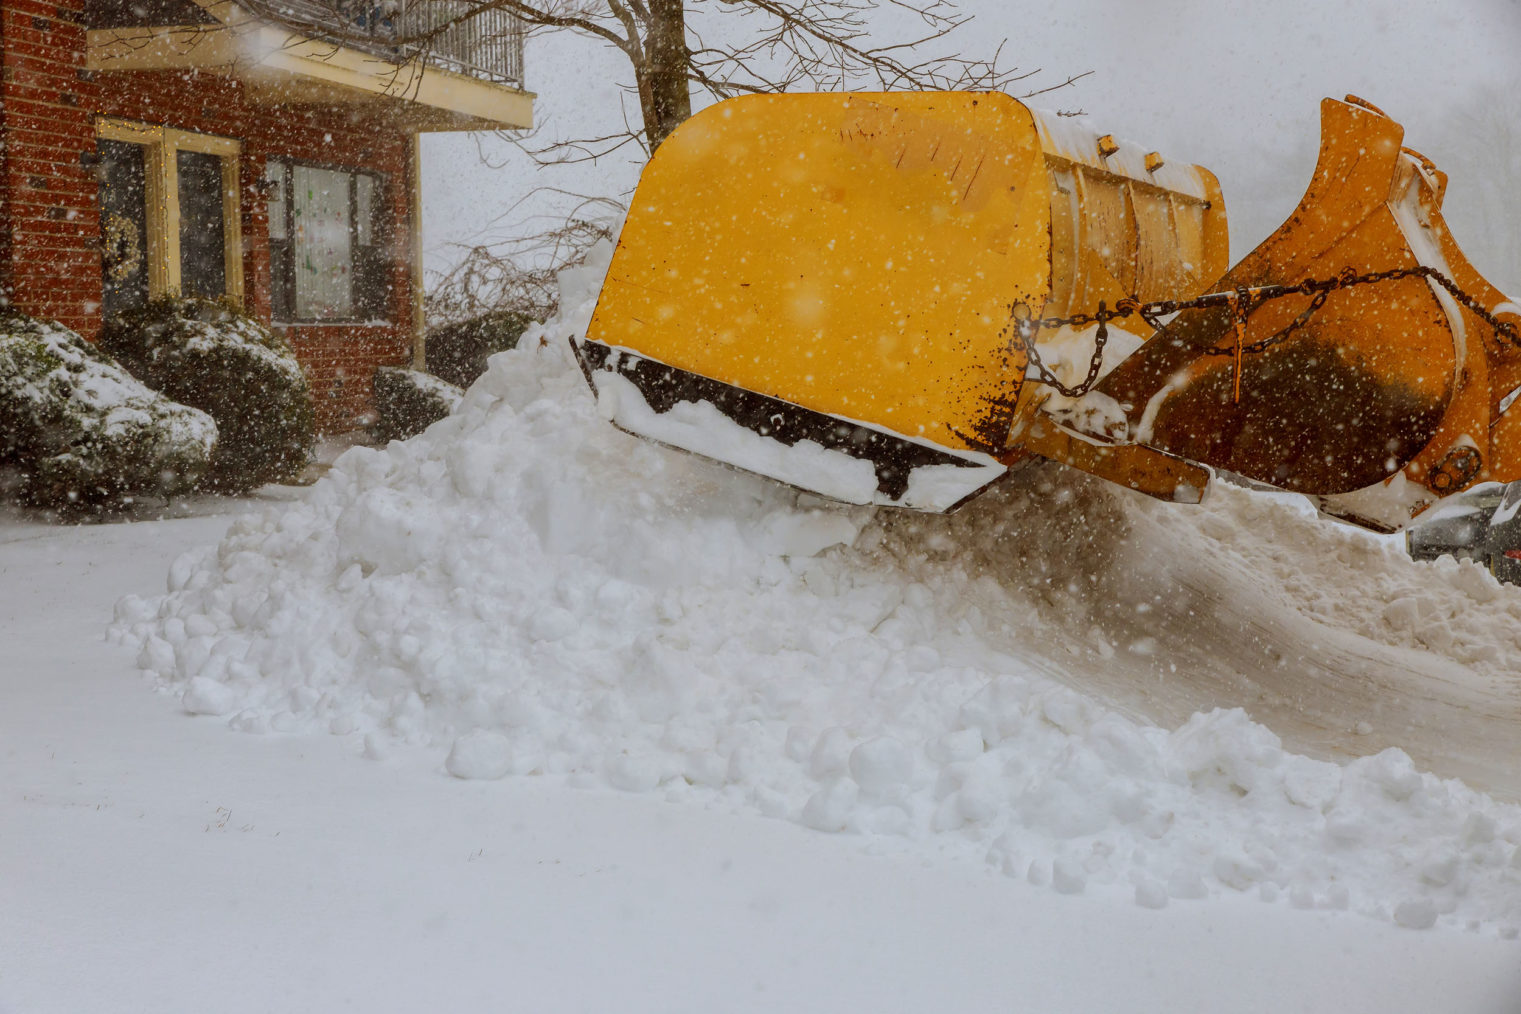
1024,319,1147,442
113,249,1521,937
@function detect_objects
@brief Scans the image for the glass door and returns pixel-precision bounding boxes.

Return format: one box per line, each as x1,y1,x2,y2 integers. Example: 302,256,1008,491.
98,139,150,319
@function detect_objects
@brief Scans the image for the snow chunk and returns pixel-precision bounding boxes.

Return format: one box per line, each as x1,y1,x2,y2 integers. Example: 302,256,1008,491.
1052,858,1087,895
1134,879,1169,909
848,737,914,796
182,677,237,717
1393,898,1439,930
801,779,859,832
758,510,861,558
446,732,514,781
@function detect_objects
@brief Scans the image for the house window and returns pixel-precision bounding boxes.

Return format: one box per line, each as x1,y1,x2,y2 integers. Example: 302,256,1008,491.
94,119,243,314
99,139,149,319
177,151,228,300
266,159,388,323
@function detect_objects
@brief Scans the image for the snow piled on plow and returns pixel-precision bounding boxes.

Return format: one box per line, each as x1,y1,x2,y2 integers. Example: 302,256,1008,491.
113,252,1521,935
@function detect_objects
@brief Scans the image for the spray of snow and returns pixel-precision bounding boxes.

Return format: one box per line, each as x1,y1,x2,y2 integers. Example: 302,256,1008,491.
112,244,1521,935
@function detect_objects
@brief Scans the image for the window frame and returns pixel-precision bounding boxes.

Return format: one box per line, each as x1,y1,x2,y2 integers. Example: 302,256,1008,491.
94,118,244,308
265,156,389,326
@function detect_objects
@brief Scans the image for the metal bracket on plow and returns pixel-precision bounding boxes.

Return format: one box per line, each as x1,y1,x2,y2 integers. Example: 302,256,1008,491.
1019,413,1213,504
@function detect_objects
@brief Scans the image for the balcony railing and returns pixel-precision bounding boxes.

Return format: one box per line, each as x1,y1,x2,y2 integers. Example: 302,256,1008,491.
250,0,525,88
399,2,523,86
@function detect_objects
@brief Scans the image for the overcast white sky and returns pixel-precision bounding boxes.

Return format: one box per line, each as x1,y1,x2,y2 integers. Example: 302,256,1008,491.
421,0,1521,292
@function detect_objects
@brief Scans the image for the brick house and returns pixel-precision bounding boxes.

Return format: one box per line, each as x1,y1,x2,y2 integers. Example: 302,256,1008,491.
0,0,532,430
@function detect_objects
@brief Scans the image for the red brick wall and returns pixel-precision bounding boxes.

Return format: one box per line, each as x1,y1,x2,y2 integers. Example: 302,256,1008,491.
0,19,421,433
281,325,413,430
0,0,103,334
98,70,418,431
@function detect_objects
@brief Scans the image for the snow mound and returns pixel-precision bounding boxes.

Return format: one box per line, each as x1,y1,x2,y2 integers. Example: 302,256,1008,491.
113,242,1521,934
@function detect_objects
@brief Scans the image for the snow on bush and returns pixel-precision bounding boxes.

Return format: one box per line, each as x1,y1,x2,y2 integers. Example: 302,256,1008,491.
370,366,462,444
0,310,216,508
99,298,314,492
113,242,1521,934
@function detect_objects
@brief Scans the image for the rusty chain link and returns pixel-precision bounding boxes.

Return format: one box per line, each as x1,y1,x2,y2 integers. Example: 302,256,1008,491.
1013,264,1521,400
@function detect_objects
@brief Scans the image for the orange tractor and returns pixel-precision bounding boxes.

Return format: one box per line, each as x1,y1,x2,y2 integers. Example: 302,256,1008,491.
572,92,1521,533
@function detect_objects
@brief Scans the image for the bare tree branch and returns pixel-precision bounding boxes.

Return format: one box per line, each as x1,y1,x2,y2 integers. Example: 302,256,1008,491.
427,192,625,324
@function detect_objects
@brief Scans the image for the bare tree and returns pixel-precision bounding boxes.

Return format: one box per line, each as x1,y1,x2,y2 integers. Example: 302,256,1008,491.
488,0,1086,159
427,193,623,323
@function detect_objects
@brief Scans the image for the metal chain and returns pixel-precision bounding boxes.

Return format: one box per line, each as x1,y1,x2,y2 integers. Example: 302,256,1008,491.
1013,265,1521,399
1013,300,1112,398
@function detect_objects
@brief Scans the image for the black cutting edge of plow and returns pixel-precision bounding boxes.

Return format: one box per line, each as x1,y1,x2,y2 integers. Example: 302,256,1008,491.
572,338,990,504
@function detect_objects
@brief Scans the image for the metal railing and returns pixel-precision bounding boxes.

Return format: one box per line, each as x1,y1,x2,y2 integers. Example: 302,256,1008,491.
251,0,525,87
398,2,524,86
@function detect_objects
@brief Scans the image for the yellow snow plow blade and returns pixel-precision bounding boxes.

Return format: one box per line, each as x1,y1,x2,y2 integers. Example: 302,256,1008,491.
575,91,1227,510
1094,96,1521,530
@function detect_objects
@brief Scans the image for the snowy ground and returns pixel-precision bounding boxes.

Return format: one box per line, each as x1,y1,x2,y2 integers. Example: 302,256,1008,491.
4,265,1521,1009
3,502,1520,1012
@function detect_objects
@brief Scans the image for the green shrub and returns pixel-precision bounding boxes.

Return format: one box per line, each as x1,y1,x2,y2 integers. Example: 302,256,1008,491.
0,310,217,509
99,297,315,492
424,309,533,389
371,366,463,443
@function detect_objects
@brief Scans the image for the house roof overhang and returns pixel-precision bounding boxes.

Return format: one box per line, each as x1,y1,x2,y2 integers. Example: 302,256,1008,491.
85,8,533,133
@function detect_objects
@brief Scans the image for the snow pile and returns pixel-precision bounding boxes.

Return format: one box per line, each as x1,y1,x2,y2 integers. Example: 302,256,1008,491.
113,242,1521,934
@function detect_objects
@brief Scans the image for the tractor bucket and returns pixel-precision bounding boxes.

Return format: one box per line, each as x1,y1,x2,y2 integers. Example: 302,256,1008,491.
1093,96,1521,531
575,91,1227,511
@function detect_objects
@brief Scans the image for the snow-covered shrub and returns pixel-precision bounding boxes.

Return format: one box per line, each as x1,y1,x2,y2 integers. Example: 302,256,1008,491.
99,298,314,492
0,310,217,508
424,309,532,389
370,366,462,443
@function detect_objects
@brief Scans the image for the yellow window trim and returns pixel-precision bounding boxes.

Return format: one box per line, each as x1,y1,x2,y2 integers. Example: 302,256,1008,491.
95,118,245,307
409,134,425,369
